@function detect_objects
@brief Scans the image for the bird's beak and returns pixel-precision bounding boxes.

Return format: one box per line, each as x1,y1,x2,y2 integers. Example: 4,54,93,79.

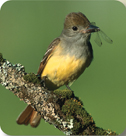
81,25,100,34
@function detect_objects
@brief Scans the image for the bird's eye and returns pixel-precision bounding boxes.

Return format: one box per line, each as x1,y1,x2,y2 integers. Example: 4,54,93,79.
72,26,78,31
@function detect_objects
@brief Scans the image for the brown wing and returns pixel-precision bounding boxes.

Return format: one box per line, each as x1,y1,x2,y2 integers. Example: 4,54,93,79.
37,38,60,76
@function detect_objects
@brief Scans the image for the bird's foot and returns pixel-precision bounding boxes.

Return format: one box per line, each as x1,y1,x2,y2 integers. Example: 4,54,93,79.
40,76,47,88
66,84,73,91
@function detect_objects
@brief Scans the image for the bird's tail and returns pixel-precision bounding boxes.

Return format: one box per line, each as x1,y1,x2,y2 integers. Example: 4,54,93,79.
16,105,41,127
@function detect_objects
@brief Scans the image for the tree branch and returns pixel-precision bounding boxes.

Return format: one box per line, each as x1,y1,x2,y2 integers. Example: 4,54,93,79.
0,53,117,135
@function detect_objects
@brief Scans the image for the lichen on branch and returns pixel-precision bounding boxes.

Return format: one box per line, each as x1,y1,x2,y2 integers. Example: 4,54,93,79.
0,53,117,135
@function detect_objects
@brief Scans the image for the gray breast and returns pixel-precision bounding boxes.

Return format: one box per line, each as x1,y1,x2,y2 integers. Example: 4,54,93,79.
60,35,93,62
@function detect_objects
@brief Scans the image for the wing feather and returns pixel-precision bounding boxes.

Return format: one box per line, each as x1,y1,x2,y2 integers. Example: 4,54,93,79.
37,38,60,76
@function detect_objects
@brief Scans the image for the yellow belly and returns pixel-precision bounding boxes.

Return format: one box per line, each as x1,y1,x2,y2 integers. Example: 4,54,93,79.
41,48,87,90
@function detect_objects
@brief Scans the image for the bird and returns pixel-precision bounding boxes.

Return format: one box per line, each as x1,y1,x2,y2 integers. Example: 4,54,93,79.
16,12,100,127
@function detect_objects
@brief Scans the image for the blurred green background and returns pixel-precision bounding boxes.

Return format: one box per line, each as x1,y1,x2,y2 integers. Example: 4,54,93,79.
0,0,126,135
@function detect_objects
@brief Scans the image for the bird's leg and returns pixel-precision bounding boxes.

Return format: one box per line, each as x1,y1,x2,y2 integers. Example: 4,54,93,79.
36,75,48,90
66,84,73,91
40,76,47,88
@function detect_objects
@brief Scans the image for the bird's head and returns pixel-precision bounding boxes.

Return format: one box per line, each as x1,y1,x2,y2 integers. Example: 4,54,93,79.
61,12,100,41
